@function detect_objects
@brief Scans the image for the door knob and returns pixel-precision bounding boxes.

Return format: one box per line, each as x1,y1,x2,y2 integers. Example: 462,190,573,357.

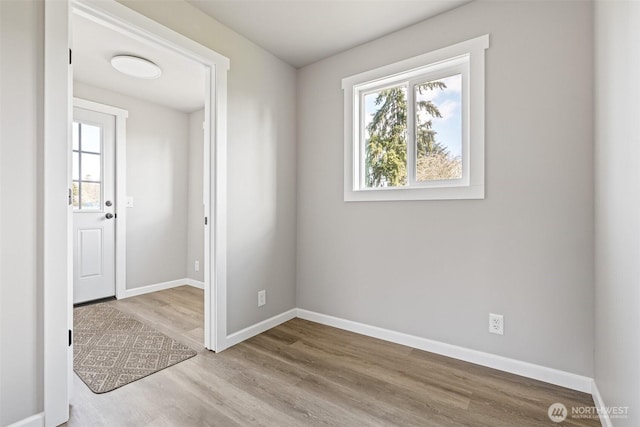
105,213,114,219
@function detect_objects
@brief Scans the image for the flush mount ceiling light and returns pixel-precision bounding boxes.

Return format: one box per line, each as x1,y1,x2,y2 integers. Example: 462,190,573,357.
110,55,162,79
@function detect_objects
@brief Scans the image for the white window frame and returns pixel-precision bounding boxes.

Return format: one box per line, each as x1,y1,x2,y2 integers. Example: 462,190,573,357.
343,34,489,201
72,119,105,211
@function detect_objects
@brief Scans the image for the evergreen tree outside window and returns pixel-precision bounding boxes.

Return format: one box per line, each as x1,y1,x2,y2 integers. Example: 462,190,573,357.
343,35,489,201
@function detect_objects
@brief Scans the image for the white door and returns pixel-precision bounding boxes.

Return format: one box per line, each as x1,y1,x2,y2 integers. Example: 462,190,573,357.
72,107,116,304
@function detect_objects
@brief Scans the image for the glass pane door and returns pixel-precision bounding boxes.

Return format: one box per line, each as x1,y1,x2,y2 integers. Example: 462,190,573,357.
72,122,103,210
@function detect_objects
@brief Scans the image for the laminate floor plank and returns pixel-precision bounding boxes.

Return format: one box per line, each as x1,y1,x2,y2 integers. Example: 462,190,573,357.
275,323,474,408
230,339,427,426
65,286,600,427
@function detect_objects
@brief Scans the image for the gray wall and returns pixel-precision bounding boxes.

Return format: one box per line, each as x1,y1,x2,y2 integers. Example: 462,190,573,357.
119,0,298,333
296,0,594,376
74,82,191,289
5,0,623,424
187,109,205,283
2,0,297,421
594,1,640,424
0,1,44,424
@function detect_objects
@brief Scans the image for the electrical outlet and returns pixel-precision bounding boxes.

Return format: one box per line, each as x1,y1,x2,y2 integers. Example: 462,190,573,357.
194,260,199,272
489,313,504,335
258,290,266,307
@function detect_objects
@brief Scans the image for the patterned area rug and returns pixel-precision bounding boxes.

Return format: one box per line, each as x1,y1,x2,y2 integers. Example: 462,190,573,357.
73,303,197,394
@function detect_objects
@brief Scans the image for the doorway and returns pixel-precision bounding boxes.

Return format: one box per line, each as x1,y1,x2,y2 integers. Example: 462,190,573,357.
72,106,116,304
43,1,230,425
71,4,210,339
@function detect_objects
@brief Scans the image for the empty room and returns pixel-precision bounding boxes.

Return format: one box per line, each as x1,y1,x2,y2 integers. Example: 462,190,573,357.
0,0,637,427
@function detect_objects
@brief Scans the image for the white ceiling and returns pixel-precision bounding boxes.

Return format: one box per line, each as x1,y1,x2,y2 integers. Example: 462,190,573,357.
187,0,471,68
72,1,470,109
72,14,205,113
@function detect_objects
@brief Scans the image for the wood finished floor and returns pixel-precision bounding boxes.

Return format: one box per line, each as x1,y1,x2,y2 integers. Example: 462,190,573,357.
66,286,599,427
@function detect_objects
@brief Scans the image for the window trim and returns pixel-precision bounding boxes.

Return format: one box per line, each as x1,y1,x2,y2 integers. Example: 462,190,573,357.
343,34,489,201
407,66,466,188
72,120,105,211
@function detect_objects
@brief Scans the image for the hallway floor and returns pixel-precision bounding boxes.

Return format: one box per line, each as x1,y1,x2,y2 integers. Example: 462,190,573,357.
65,285,599,426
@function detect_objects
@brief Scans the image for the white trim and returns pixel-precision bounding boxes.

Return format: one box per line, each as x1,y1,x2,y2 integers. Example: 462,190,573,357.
296,309,593,393
203,67,212,350
43,1,71,426
72,0,229,70
184,279,205,289
69,0,229,350
74,278,205,299
591,380,613,427
73,97,128,118
342,35,488,90
343,34,488,202
73,98,128,301
114,110,127,300
224,309,298,349
211,62,229,353
8,413,45,427
45,1,229,423
119,279,194,299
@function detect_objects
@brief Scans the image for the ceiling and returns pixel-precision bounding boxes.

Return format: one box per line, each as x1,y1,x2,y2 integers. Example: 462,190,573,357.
72,14,205,113
72,1,470,109
187,0,471,68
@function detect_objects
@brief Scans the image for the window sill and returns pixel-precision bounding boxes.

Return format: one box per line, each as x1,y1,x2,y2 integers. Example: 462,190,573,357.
344,184,484,202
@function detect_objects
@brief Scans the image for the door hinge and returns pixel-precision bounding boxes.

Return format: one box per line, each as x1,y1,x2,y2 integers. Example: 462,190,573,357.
69,48,72,65
68,188,72,206
204,217,208,225
68,329,73,347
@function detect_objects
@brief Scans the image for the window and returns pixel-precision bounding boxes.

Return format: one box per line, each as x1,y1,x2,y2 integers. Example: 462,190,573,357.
343,35,489,201
72,121,103,210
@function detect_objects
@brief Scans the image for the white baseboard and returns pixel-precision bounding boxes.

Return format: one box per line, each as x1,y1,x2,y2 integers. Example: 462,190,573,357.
223,308,297,349
591,380,612,427
99,279,604,411
296,309,593,393
8,413,44,427
120,278,193,299
184,278,205,289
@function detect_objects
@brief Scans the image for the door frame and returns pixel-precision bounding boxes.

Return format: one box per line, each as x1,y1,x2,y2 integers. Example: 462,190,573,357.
43,1,230,425
73,98,128,301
